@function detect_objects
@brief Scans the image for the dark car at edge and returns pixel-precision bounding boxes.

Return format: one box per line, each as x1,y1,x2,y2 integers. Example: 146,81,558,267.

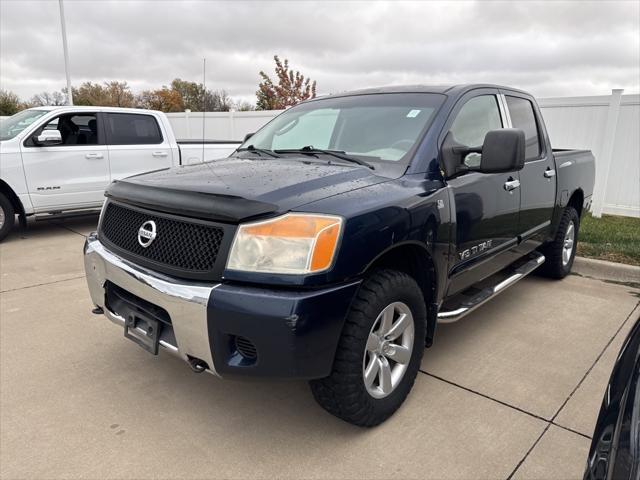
584,315,640,480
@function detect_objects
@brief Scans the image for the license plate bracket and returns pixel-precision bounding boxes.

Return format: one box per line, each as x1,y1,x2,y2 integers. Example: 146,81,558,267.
124,313,161,355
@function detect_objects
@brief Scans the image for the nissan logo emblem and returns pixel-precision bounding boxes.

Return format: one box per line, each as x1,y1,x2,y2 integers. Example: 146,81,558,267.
137,220,157,248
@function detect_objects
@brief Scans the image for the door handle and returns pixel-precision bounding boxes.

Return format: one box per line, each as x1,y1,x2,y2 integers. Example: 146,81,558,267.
152,151,168,157
503,179,520,192
85,153,104,159
544,169,556,178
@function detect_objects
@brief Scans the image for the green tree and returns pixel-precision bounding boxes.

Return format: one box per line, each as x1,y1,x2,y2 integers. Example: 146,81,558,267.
0,90,23,115
170,78,205,111
256,55,316,110
71,82,106,105
170,78,233,111
71,81,135,107
137,87,184,112
103,81,136,107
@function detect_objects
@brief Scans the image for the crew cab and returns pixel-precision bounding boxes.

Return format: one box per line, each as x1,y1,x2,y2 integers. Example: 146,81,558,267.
0,106,239,240
83,85,595,426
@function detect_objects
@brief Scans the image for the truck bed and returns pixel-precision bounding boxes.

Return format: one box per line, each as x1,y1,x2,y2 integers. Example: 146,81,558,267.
553,148,595,218
177,140,241,165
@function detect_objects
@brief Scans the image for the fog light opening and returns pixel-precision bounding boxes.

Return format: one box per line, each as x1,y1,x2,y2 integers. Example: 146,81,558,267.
234,336,258,360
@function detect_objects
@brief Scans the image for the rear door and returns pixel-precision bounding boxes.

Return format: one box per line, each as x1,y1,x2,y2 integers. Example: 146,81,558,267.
502,92,556,250
105,112,173,181
20,112,109,210
444,90,522,294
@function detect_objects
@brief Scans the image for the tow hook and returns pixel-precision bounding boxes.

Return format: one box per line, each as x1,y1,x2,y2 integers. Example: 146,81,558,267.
187,356,208,373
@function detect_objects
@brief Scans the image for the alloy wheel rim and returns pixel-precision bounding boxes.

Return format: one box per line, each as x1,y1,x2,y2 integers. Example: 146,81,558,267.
362,301,415,399
0,205,5,230
562,221,575,266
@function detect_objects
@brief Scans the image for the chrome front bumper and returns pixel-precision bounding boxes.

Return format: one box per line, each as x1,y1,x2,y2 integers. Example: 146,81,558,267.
83,234,219,375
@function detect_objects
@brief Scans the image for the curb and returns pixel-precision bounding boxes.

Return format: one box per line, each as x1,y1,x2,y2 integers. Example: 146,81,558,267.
573,256,640,284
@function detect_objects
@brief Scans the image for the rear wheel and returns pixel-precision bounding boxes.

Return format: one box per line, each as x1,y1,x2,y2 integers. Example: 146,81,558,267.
310,270,426,427
0,193,15,242
539,206,579,279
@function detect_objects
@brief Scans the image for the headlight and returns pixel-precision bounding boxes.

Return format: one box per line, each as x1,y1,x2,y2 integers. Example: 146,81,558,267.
227,213,343,274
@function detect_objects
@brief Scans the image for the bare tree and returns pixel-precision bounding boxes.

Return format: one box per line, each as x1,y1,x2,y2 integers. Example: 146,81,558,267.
235,100,256,111
29,90,67,107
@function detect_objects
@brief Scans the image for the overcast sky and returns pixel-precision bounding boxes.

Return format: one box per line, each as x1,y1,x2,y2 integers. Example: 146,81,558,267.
1,0,639,104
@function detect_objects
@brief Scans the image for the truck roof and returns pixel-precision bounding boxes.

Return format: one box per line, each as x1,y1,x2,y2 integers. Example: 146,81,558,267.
310,83,531,101
26,105,163,114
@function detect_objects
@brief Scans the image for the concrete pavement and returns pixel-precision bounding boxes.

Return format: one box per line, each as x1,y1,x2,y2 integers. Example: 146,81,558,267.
1,217,638,479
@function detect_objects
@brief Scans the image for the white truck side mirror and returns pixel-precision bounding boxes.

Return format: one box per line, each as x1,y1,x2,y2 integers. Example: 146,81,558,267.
35,129,62,146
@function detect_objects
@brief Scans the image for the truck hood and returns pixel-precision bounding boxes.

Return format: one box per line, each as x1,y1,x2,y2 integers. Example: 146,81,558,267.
106,156,391,223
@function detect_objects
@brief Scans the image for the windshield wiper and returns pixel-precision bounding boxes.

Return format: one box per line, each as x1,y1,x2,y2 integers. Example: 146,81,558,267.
236,144,281,158
275,146,375,170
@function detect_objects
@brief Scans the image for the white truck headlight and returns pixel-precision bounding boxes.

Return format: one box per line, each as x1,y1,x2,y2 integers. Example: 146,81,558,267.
227,213,343,274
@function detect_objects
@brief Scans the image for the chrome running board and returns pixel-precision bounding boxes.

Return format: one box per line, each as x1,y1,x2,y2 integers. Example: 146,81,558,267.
438,252,545,323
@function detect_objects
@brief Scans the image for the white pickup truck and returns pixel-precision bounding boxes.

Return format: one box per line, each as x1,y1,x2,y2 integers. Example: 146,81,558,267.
0,106,240,241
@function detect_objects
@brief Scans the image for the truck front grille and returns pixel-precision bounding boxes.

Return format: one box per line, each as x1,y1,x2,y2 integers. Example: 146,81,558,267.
99,201,227,279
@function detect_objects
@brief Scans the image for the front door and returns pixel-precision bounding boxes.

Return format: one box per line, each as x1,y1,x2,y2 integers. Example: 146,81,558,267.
20,112,109,211
444,92,522,294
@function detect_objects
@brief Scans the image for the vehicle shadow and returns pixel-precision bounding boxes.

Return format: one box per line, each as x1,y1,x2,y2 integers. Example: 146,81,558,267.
1,214,99,243
96,340,370,440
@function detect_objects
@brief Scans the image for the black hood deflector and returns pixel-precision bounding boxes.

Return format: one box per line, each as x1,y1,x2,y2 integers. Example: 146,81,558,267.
106,181,278,223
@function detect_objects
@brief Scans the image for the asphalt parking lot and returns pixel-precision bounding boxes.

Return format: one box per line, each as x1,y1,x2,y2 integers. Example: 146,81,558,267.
1,217,639,480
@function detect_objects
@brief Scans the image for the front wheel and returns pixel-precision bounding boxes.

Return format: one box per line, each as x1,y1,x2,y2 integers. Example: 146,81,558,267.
539,206,580,279
310,270,426,427
0,193,15,242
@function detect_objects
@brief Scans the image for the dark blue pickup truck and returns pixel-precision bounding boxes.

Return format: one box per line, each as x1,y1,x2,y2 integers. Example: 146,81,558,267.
84,84,595,426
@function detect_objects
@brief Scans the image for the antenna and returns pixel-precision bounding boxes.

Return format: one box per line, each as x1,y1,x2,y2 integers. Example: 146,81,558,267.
202,58,206,163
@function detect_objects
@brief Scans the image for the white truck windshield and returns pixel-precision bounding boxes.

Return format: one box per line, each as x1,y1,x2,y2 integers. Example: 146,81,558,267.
0,109,49,141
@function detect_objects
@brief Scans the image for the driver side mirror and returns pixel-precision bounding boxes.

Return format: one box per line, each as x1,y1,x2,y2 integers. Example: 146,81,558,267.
34,129,62,146
479,129,525,173
441,128,525,178
243,132,254,143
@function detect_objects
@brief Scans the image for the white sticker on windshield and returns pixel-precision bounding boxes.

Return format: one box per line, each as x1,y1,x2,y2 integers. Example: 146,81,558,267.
406,109,421,118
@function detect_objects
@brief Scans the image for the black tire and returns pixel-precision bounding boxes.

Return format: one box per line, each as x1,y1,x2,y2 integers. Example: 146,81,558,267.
310,269,426,427
539,207,580,279
0,193,15,242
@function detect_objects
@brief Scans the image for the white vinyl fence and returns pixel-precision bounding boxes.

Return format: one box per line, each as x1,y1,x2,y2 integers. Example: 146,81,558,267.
166,110,283,142
537,91,639,218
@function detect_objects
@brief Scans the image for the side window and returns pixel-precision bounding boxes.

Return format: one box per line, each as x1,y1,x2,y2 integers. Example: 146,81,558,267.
106,113,163,145
37,113,99,146
505,96,541,161
450,95,503,148
450,95,503,168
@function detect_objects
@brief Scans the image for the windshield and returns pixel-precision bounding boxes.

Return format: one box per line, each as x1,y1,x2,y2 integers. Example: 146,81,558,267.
239,93,445,164
0,109,49,141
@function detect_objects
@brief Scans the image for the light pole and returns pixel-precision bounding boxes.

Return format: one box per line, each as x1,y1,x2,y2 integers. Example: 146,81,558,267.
58,0,73,105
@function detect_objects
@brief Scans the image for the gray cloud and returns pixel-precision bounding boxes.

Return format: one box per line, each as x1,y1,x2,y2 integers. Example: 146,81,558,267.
1,0,638,103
